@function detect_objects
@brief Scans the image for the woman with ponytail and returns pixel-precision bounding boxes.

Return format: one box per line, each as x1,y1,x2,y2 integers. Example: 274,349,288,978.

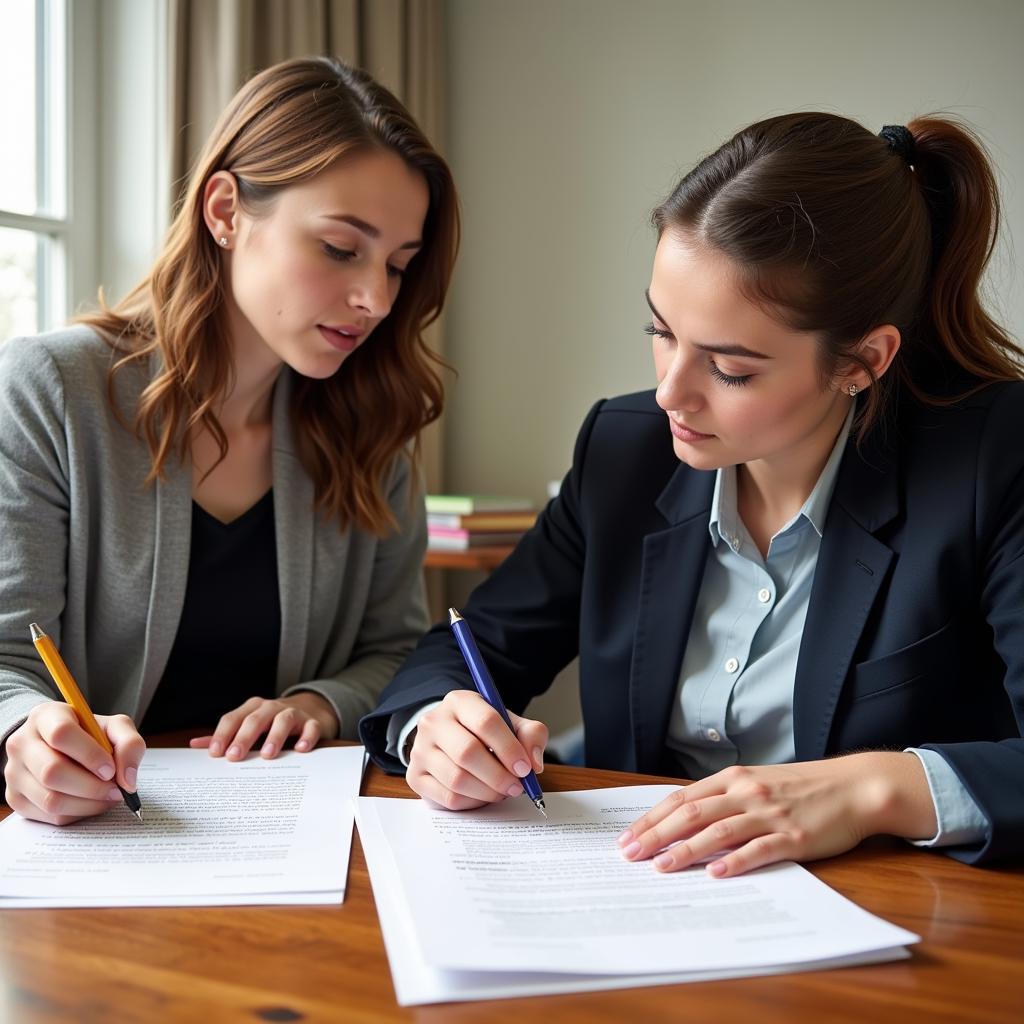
0,57,458,826
363,112,1024,872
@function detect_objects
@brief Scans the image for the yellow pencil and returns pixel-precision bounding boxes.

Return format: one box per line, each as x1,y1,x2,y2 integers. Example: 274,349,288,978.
29,622,143,820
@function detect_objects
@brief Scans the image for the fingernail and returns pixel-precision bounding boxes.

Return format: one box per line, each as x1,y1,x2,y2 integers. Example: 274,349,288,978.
707,860,727,877
654,853,673,870
623,841,642,858
209,740,223,756
261,742,275,757
228,745,241,759
107,788,122,801
617,829,633,847
124,767,137,788
533,747,544,771
513,759,530,777
506,783,523,797
97,763,115,781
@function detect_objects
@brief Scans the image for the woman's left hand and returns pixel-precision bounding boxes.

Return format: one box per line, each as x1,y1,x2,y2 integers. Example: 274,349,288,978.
190,693,340,760
618,752,938,878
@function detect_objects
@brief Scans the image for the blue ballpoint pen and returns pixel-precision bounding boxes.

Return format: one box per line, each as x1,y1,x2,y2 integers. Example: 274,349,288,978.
448,607,547,818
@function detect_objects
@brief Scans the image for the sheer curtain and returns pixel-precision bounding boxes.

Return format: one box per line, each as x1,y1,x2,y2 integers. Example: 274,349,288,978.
168,0,447,495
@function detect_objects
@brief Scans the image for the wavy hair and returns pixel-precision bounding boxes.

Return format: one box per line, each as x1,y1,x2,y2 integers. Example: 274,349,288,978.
79,57,459,534
653,112,1022,436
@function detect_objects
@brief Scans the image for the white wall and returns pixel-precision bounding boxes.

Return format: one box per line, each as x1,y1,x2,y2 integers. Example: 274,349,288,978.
443,0,1024,505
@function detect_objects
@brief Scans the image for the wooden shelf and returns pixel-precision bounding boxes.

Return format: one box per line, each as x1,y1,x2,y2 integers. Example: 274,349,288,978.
424,544,516,571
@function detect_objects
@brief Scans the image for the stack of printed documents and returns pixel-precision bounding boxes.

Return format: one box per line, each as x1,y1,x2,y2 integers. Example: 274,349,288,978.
0,746,366,907
354,785,919,1005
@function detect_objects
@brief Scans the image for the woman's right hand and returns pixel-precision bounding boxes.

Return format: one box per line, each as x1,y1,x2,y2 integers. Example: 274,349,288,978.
3,702,145,826
406,690,548,811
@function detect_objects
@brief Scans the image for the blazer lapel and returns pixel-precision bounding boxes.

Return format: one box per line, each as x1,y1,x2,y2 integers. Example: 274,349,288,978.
271,371,315,691
137,450,193,715
793,432,899,759
629,466,715,773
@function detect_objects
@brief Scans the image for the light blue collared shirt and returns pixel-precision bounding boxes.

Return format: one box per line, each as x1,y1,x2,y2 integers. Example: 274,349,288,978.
666,407,987,848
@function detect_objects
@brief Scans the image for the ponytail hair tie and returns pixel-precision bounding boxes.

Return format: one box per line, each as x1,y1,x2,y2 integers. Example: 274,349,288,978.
879,124,915,166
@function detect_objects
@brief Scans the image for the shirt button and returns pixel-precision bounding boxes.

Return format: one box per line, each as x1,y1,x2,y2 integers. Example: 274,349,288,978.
758,587,772,603
707,728,721,743
730,536,741,551
724,657,739,673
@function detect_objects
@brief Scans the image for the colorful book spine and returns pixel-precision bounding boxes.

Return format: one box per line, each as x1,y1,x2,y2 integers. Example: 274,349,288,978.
427,529,526,550
427,512,537,532
425,494,534,515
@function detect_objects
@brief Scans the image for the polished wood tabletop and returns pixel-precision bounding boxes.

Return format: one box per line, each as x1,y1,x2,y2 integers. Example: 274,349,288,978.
1,744,1021,1023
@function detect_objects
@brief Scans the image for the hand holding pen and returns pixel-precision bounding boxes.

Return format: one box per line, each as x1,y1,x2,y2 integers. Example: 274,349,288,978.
448,609,546,816
402,610,549,815
1,624,145,827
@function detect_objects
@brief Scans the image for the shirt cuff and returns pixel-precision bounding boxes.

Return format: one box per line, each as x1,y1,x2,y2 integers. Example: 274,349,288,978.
905,747,989,848
386,701,443,767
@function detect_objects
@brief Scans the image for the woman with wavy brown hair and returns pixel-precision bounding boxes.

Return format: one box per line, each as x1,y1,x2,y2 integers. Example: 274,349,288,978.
0,56,458,826
364,112,1024,872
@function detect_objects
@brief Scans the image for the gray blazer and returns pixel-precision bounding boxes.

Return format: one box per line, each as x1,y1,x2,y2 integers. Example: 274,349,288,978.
0,326,429,745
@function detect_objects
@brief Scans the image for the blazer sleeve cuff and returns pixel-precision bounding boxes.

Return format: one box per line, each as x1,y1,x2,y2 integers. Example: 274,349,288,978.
0,692,54,782
281,678,380,742
0,691,52,751
386,700,443,766
360,680,470,774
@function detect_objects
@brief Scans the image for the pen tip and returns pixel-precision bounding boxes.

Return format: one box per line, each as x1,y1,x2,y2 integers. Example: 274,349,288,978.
29,622,44,642
134,808,144,821
448,607,462,625
535,799,547,819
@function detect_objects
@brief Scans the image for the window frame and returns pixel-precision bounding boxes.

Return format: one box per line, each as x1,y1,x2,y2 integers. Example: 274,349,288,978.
0,0,173,336
0,0,135,335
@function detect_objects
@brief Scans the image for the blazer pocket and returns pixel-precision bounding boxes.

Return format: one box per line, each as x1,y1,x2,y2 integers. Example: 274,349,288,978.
849,619,962,700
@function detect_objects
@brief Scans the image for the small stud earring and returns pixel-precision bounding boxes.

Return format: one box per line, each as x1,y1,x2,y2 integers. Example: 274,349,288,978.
847,383,859,397
218,236,229,248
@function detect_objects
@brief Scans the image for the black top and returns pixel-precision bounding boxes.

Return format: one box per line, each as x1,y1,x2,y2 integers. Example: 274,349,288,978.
141,490,280,733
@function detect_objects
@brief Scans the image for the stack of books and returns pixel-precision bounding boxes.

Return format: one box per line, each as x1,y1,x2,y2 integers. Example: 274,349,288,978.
426,495,536,551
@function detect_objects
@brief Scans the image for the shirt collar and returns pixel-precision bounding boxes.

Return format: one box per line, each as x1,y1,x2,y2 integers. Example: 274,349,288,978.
708,404,856,547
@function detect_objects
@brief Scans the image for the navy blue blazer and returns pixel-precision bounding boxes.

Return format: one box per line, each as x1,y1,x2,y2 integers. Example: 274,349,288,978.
360,385,1024,864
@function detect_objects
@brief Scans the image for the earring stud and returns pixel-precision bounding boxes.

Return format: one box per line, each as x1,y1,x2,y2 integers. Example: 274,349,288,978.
847,383,859,397
218,236,229,248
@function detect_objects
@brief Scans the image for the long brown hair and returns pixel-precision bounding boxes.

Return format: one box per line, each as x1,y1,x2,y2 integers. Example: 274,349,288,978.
652,112,1022,435
79,57,459,534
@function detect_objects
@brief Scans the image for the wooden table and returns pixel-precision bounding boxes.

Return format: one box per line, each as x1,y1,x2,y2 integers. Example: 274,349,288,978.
1,753,1022,1023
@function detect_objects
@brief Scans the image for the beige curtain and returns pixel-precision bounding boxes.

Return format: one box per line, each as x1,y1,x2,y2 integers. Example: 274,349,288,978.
168,0,447,495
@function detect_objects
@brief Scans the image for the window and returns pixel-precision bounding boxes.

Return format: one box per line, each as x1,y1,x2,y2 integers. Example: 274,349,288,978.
0,0,68,339
0,2,177,342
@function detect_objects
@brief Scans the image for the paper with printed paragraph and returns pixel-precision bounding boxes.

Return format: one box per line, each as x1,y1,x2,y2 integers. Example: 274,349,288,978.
353,785,918,1005
0,746,366,907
